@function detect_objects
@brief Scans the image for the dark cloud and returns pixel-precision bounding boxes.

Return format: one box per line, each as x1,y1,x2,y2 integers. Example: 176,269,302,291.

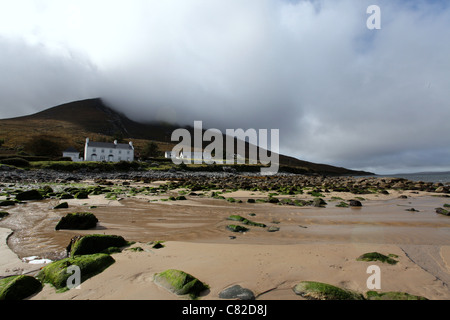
1,0,449,174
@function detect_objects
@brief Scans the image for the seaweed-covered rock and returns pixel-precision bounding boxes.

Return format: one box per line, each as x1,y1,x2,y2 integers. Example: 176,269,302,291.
0,275,42,300
349,200,362,207
435,207,450,216
0,200,16,207
226,225,249,233
16,190,43,201
219,285,255,300
227,215,266,228
313,198,327,207
67,234,129,257
55,212,98,230
53,202,69,209
293,281,364,300
356,252,398,265
36,253,115,291
74,191,89,199
154,269,209,299
267,226,280,232
0,211,9,219
366,291,427,300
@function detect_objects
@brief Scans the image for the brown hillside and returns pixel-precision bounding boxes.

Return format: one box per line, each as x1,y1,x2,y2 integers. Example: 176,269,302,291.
0,98,372,175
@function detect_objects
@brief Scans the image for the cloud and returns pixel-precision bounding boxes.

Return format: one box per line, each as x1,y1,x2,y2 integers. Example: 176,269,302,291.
0,0,449,173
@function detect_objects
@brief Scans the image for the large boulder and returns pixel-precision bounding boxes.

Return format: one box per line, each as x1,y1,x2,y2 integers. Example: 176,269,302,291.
67,234,129,257
0,275,42,300
16,190,43,201
36,253,115,291
293,281,364,300
153,269,209,299
55,212,98,230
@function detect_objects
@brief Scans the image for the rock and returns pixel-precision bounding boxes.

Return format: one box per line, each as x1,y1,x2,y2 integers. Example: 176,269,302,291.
267,226,280,232
74,191,89,199
67,234,129,257
153,269,209,299
435,207,450,216
59,193,74,199
226,225,249,233
313,198,327,207
356,252,398,265
227,215,266,228
219,285,255,300
349,200,362,207
15,190,43,201
0,211,9,219
0,275,42,300
53,202,69,209
293,281,364,300
398,195,408,199
366,291,427,300
55,212,98,230
36,253,115,291
405,208,419,212
0,200,16,207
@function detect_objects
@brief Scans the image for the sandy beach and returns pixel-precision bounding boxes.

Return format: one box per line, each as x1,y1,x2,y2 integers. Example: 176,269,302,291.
1,178,450,300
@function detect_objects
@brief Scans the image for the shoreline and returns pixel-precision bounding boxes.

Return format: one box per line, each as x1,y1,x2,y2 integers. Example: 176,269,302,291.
1,173,450,300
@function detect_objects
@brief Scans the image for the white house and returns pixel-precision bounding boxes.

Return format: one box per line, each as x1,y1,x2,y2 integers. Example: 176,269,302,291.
62,147,83,162
84,138,134,162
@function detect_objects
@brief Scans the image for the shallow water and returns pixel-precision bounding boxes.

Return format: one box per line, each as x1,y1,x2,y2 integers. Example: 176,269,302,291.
1,191,450,261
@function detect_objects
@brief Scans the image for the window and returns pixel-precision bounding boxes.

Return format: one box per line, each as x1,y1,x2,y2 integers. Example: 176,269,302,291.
101,149,105,153
127,151,130,155
110,149,113,153
93,148,96,152
119,150,121,154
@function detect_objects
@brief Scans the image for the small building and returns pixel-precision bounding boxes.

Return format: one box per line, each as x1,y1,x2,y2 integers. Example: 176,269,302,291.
84,138,134,162
62,147,83,162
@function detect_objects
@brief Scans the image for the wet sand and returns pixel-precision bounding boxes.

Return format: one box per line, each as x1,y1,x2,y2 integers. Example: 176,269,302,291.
1,182,450,299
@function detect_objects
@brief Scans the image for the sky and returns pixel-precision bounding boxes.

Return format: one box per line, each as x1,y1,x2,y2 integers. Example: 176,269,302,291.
0,0,449,174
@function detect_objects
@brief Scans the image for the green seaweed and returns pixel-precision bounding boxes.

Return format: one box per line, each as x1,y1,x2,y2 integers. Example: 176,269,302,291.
356,252,398,265
36,253,115,292
153,269,209,299
0,275,42,300
293,281,364,300
366,291,427,300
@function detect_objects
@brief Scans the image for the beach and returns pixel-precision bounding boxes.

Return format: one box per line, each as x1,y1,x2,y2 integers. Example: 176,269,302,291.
1,174,450,300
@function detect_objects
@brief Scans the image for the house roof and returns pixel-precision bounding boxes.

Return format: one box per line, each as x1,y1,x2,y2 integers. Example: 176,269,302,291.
63,147,79,153
87,141,133,150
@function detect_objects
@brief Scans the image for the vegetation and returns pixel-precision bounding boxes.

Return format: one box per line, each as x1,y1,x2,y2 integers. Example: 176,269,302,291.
366,291,427,300
227,215,266,228
55,212,98,230
226,225,249,233
68,234,129,257
356,252,398,265
0,275,42,300
36,253,115,291
153,269,209,299
293,281,364,300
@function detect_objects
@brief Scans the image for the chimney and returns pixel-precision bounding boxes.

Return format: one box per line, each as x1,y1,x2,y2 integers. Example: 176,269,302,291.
86,138,89,144
114,140,118,145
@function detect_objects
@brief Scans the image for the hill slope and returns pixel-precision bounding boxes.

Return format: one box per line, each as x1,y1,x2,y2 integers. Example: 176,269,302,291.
0,98,372,175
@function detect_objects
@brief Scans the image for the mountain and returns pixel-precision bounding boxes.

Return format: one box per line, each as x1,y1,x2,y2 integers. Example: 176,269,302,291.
0,98,372,176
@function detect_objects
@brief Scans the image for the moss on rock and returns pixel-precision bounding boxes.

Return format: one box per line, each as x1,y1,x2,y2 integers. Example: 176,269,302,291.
0,275,42,300
226,225,249,233
357,252,398,265
366,291,427,300
16,190,43,201
154,269,209,299
293,281,364,300
36,253,115,291
227,215,266,228
67,234,129,257
55,212,98,230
